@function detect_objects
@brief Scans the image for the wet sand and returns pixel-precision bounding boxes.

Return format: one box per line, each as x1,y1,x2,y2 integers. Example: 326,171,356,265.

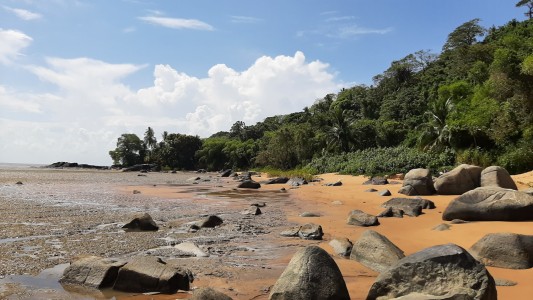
0,168,532,299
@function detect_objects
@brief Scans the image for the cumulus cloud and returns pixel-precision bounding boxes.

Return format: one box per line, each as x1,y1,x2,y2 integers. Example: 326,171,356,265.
2,52,341,165
0,28,33,64
3,6,42,20
139,16,214,30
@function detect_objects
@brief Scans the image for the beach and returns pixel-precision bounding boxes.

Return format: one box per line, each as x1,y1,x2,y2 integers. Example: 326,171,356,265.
0,167,532,299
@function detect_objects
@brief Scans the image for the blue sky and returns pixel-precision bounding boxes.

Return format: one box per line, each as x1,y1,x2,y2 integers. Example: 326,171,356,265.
0,0,526,164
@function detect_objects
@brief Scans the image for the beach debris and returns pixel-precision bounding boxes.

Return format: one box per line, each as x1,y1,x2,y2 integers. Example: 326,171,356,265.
269,246,350,300
287,177,307,186
174,242,209,258
434,164,482,195
59,255,126,289
299,212,320,217
432,223,451,231
241,206,262,215
378,189,391,196
443,187,533,221
398,168,435,196
470,233,533,269
346,210,379,226
329,237,353,257
191,287,233,300
113,256,193,293
381,197,435,217
265,177,289,184
237,180,261,189
364,188,377,192
377,207,404,218
366,243,497,300
297,223,323,240
480,166,517,189
363,177,389,185
122,213,159,231
350,230,404,273
198,215,223,228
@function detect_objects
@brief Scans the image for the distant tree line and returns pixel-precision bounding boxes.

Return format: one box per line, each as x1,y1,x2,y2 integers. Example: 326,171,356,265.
110,14,533,174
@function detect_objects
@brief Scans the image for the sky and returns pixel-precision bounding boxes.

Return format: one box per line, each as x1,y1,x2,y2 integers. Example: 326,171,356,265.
0,0,526,165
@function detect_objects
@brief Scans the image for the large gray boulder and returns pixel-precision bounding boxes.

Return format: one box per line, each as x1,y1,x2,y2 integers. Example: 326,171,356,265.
381,198,435,217
398,168,436,196
366,243,497,300
480,166,517,190
350,230,404,273
191,287,233,300
347,210,379,226
297,223,323,240
269,246,350,300
434,164,483,195
442,187,533,221
113,256,192,293
59,256,126,289
470,233,533,269
237,180,261,189
122,213,159,231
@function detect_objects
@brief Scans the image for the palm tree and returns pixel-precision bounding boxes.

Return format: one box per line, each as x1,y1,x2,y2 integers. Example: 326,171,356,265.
326,106,354,153
418,97,455,151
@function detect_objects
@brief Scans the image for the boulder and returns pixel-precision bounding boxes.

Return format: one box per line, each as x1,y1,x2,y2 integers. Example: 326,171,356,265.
59,256,126,288
265,177,289,184
198,215,223,228
280,226,301,237
434,164,483,195
350,230,404,273
381,198,435,217
113,256,192,293
469,233,533,269
363,177,389,185
366,243,497,300
324,181,342,186
347,210,379,226
174,242,209,258
237,180,261,189
297,223,323,240
480,166,517,190
377,207,404,218
191,287,233,300
398,168,436,196
329,237,353,257
122,213,159,231
287,177,308,186
220,169,232,177
269,246,350,300
378,189,391,196
364,188,377,192
241,206,262,215
442,187,533,221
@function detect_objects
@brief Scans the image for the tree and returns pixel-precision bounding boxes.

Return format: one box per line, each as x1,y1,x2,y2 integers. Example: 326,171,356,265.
109,133,145,166
443,19,486,52
417,98,455,151
143,127,157,163
516,0,533,19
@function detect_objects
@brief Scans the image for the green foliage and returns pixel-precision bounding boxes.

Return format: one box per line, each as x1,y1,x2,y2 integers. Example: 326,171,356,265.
497,142,533,174
521,54,533,75
443,19,485,52
254,166,318,182
108,133,145,166
456,148,496,168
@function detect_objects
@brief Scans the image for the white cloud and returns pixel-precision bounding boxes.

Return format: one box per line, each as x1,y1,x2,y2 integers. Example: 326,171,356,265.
0,28,33,64
325,16,355,22
3,6,42,20
2,51,341,165
139,16,214,31
230,16,262,24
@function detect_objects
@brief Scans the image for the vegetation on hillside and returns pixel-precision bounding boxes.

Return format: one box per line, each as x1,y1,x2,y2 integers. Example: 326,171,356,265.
110,9,533,175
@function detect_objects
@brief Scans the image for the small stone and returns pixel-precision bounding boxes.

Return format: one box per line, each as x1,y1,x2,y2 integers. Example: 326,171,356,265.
450,219,469,224
495,278,518,286
133,190,141,194
16,181,23,185
364,188,377,192
299,212,320,217
280,226,301,237
378,189,391,196
432,223,451,231
331,200,343,205
298,223,323,240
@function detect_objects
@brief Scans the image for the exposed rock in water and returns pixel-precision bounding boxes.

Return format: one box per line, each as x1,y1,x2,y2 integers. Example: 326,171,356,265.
59,256,126,289
297,223,323,240
398,168,436,196
122,213,159,231
434,164,483,195
442,187,533,221
269,246,350,300
347,210,379,226
363,177,389,185
237,180,261,189
480,166,517,190
191,287,233,300
113,256,193,293
469,233,533,269
366,243,497,300
350,230,404,273
329,237,353,257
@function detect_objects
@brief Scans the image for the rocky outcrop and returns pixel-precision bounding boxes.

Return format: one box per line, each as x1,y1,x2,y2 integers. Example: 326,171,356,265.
113,256,192,293
121,164,157,172
470,233,533,269
381,198,435,217
47,162,109,170
347,210,379,226
398,168,436,196
480,166,517,190
442,187,533,221
329,237,353,257
269,246,350,300
366,243,497,300
59,256,126,288
191,287,233,300
122,213,159,231
434,164,483,195
350,230,404,273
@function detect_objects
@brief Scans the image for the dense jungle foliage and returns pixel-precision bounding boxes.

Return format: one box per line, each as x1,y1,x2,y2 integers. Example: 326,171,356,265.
110,13,533,175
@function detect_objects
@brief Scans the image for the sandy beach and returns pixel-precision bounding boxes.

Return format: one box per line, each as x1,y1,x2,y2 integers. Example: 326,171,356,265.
0,168,532,299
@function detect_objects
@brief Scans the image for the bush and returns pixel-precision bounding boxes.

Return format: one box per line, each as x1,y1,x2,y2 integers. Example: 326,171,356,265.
456,147,496,168
307,146,455,176
497,144,533,174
